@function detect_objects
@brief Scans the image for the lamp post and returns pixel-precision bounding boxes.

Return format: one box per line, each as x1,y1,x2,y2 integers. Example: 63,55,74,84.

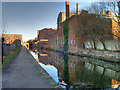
2,37,4,64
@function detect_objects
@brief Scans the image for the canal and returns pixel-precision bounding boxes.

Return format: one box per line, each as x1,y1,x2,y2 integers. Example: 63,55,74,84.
30,49,120,89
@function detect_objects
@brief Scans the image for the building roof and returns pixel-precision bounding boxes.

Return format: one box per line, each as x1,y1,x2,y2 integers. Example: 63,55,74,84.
2,34,22,36
39,28,57,31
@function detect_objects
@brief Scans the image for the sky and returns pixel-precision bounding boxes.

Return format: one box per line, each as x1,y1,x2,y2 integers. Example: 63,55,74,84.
2,2,91,42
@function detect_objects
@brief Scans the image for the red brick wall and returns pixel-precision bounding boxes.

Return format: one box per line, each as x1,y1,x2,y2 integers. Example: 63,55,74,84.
38,10,117,51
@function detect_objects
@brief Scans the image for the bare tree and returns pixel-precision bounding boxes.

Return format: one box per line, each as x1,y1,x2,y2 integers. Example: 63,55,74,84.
76,10,112,50
75,1,120,50
87,1,120,38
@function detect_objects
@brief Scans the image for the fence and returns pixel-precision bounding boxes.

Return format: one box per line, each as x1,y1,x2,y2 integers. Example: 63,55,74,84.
3,44,16,55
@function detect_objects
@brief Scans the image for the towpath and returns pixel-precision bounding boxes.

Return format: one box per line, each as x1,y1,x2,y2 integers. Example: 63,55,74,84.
2,47,56,88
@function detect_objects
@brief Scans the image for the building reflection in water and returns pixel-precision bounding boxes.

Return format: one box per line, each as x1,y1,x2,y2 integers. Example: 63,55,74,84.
111,79,120,88
31,49,120,89
40,54,48,56
63,55,70,89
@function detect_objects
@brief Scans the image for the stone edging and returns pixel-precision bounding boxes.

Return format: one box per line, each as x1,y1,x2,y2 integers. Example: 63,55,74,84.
45,48,120,64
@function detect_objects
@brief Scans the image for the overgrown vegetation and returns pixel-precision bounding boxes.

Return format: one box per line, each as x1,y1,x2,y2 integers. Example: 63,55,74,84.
3,46,22,68
63,20,69,52
63,55,70,89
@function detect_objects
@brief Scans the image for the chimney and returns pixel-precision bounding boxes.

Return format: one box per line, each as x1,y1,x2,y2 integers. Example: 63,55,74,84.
66,1,69,19
37,30,40,40
76,3,80,15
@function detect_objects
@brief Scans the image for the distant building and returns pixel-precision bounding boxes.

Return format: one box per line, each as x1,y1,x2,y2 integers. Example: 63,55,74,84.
2,34,22,55
21,42,29,49
26,38,38,50
37,28,57,49
2,34,22,46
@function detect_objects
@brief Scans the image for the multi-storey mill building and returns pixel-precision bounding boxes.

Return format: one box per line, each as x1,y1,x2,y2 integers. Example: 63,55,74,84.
37,1,120,51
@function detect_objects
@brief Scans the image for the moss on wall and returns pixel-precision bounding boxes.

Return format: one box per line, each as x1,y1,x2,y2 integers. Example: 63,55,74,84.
63,20,69,52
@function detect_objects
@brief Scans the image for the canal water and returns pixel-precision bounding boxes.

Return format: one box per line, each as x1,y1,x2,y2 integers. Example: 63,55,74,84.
30,49,120,89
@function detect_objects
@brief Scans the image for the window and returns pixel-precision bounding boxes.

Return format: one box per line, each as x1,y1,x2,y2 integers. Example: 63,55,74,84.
56,39,57,45
73,63,76,69
55,56,57,60
73,40,76,46
70,61,72,67
70,40,72,45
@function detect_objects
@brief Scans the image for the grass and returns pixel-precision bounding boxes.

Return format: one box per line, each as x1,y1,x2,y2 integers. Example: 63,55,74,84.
2,46,22,68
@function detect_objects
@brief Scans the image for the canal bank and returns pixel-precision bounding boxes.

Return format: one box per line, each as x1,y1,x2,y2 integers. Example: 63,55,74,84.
2,47,61,88
41,47,120,64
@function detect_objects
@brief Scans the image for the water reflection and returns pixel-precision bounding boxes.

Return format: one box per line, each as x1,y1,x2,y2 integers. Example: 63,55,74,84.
30,49,120,89
63,55,70,89
111,79,120,88
39,62,59,83
40,54,48,56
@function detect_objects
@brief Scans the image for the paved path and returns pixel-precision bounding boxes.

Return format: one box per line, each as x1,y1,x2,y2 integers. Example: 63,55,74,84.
2,47,55,88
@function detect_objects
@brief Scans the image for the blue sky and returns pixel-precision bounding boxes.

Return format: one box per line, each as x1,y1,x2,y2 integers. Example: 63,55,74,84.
2,2,91,42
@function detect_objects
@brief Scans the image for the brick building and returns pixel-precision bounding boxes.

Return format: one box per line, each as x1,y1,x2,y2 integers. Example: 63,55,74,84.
2,34,22,55
78,10,120,50
37,1,120,51
37,28,58,49
2,34,22,45
37,2,80,51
